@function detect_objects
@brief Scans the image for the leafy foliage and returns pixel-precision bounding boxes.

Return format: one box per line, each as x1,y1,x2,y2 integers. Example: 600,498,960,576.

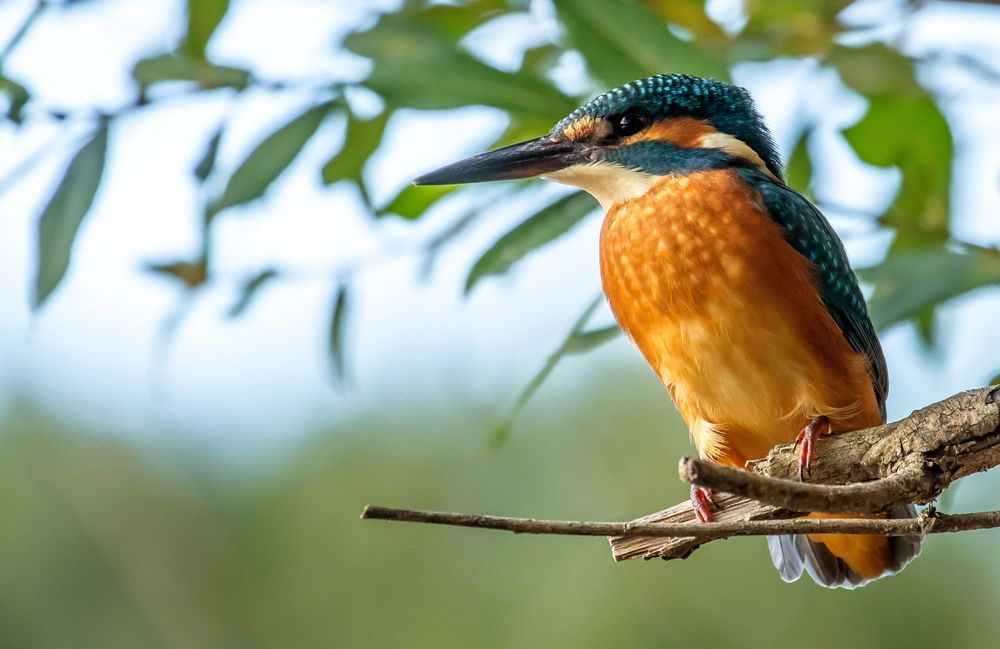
6,0,999,441
554,0,728,85
207,99,339,219
33,125,108,309
465,191,597,293
327,283,351,385
861,246,1000,332
322,109,391,206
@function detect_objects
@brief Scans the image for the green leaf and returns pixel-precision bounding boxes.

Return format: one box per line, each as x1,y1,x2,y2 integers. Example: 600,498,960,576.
828,44,921,96
321,110,390,206
421,0,512,38
181,0,231,59
345,9,575,127
860,246,1000,332
209,99,338,218
737,0,842,60
193,124,223,182
553,0,728,87
518,44,563,77
785,128,813,197
380,184,458,220
989,372,1000,387
0,75,30,123
144,259,208,289
488,296,617,448
465,191,597,293
132,54,250,90
843,94,952,242
227,268,278,318
328,284,350,385
560,325,620,355
33,126,108,310
647,0,726,41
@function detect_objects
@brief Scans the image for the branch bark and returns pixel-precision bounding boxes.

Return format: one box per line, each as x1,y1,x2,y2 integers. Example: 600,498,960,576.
361,387,1000,563
362,504,1000,537
610,386,1000,561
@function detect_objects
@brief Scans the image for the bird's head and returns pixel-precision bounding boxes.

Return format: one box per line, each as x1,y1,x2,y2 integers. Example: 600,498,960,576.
414,74,783,209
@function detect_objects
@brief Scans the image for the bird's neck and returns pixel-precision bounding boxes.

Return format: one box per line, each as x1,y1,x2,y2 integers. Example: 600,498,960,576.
543,164,659,211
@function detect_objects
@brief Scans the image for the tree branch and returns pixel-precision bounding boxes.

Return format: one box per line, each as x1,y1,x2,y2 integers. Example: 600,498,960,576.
612,386,1000,560
361,504,1000,538
361,387,1000,563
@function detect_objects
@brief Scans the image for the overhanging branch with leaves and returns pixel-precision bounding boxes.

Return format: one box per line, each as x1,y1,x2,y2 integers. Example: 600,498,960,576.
4,0,1000,419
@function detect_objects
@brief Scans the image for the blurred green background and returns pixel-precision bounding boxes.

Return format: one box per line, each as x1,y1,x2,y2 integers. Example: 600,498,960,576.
4,373,1000,648
2,0,1000,647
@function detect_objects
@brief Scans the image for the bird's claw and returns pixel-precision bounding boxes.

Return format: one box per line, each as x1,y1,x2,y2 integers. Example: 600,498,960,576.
794,415,830,481
690,484,717,523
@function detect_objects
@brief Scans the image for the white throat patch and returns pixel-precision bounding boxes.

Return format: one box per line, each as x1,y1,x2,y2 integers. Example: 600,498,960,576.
544,163,659,211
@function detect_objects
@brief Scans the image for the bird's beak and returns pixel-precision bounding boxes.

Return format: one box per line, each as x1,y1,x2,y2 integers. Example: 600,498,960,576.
413,136,585,185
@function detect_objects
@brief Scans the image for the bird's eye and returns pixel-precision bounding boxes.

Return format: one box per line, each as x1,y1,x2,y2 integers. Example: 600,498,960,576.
610,109,651,137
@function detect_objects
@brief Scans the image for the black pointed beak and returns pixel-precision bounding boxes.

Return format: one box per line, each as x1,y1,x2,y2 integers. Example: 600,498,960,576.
413,136,584,186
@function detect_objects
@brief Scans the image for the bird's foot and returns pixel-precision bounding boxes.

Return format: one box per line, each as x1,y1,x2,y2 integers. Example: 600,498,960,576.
690,484,717,523
793,415,830,481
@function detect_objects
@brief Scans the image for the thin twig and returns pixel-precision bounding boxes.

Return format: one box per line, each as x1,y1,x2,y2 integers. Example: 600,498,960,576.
361,505,1000,538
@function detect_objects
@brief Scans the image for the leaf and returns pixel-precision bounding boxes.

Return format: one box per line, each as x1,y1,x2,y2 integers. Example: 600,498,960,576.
465,191,596,293
990,373,1000,387
912,306,938,350
345,9,575,127
380,184,458,220
132,54,250,90
327,284,350,385
33,126,108,309
226,268,278,318
553,0,728,87
181,0,231,59
488,296,618,448
560,325,620,355
785,128,813,197
828,44,921,96
321,110,390,206
193,124,223,181
859,246,1000,332
0,75,30,123
518,43,562,77
737,0,842,60
421,0,512,38
144,260,208,289
843,94,952,242
647,0,726,41
208,99,338,218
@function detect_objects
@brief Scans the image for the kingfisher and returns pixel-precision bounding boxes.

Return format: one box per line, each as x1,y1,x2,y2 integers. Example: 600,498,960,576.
414,74,921,588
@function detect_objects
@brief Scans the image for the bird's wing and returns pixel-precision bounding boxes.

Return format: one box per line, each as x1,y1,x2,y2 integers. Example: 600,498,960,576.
737,168,888,422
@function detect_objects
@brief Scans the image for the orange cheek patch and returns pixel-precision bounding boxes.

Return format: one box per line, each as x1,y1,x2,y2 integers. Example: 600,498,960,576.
562,116,597,141
623,117,717,148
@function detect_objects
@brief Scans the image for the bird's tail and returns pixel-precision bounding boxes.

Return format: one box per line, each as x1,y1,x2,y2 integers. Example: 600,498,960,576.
767,504,922,589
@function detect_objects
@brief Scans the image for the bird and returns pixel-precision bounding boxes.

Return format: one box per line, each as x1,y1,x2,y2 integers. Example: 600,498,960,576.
413,73,921,588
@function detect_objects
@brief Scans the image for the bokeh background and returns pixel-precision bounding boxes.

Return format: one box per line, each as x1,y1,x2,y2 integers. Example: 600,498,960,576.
2,0,1000,647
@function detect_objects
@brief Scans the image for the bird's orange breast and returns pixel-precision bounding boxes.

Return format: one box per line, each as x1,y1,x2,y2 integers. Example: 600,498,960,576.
599,169,880,467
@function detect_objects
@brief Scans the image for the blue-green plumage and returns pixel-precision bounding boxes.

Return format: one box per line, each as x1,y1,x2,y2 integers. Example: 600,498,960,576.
737,167,889,422
556,74,784,179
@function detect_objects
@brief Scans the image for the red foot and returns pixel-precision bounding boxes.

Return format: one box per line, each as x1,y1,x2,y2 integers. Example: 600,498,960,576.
794,415,831,481
690,484,717,523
